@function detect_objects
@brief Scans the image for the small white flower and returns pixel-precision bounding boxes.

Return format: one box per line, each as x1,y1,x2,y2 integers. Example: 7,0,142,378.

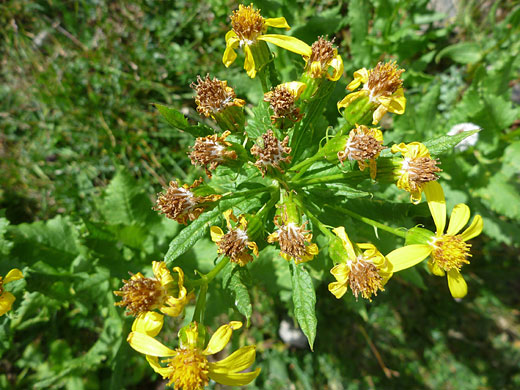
447,123,480,151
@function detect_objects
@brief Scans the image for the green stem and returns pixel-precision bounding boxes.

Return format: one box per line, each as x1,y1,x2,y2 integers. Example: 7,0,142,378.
325,204,406,238
192,283,207,324
293,196,335,240
256,186,280,221
289,152,327,181
291,171,366,187
187,256,230,288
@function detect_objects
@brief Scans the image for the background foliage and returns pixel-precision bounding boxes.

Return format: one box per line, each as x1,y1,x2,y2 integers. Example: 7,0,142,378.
1,0,519,389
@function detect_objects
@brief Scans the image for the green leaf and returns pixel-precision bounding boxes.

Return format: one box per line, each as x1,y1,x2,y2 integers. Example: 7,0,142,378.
99,170,159,226
223,264,253,325
435,42,482,64
245,102,271,139
397,267,427,290
477,173,520,221
290,262,317,350
306,183,371,200
0,217,13,256
414,83,440,134
348,0,371,66
423,129,480,156
154,103,212,137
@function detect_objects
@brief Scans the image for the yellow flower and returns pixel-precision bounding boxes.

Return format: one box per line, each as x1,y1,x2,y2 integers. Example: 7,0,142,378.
211,210,259,267
338,61,406,125
328,227,392,301
391,142,442,204
267,211,318,265
127,321,261,389
0,268,24,316
223,4,312,78
114,262,192,319
389,182,484,298
337,125,385,180
304,36,343,81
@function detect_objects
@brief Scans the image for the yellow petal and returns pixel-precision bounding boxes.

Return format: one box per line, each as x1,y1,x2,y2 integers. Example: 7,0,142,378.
410,189,423,205
428,258,445,276
153,261,174,286
327,55,344,81
259,34,312,57
203,321,242,355
132,312,164,337
0,291,16,316
390,142,407,155
424,181,446,235
127,332,176,357
337,91,364,110
209,367,261,386
248,241,259,257
265,17,290,30
209,345,256,374
378,88,406,114
223,31,239,67
372,104,387,125
328,281,348,299
386,244,432,272
281,81,307,99
146,355,171,377
460,214,483,242
210,226,224,243
4,269,23,284
243,45,256,78
307,243,319,255
266,232,279,243
447,204,470,236
447,269,468,298
347,68,369,90
332,227,356,259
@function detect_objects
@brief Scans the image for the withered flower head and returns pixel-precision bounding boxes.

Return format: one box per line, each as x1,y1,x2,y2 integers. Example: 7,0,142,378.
338,125,386,179
189,131,238,177
154,178,221,224
191,74,245,118
114,262,191,317
267,210,318,265
366,61,405,100
211,210,259,267
391,142,442,203
304,36,343,81
263,82,306,125
250,130,292,176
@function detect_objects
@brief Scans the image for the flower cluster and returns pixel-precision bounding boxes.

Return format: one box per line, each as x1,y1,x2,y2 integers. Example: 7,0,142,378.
115,3,484,387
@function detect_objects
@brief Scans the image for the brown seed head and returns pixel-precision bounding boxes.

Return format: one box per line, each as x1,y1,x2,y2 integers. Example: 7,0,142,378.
306,36,336,77
402,156,442,193
348,259,384,300
432,235,471,272
189,131,237,177
338,125,385,164
218,228,253,266
367,61,404,99
264,85,303,123
154,179,218,224
250,130,292,176
191,75,239,117
231,4,266,42
114,273,165,316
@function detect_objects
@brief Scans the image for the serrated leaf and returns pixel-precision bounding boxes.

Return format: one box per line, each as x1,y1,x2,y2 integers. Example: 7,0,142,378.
423,129,480,156
436,42,482,64
154,103,212,137
9,215,81,269
100,170,159,226
246,102,271,139
290,262,317,350
223,264,253,324
477,173,520,221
